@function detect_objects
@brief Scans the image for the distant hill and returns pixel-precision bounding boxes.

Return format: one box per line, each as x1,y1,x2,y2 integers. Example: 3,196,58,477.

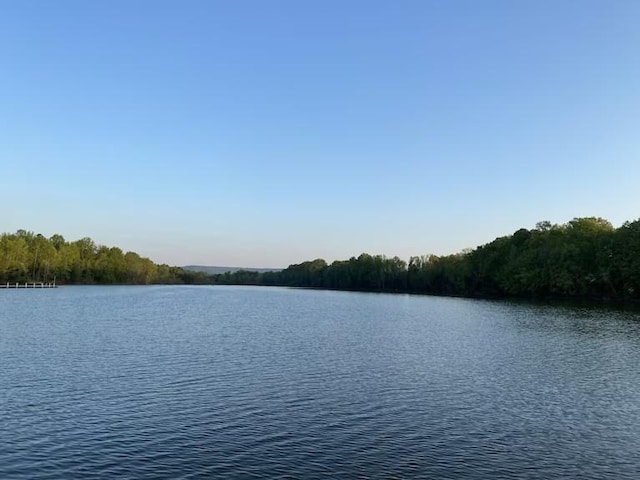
182,265,281,275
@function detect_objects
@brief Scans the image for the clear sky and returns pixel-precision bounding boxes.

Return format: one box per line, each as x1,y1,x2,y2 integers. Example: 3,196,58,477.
1,0,639,267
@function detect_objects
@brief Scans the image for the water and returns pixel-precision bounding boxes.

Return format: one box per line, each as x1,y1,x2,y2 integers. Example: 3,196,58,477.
2,286,640,479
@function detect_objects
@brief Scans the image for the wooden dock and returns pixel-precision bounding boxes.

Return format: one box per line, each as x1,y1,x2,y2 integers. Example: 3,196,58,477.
0,282,57,288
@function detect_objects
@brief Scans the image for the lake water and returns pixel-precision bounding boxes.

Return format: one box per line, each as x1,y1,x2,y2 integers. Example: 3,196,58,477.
2,286,640,479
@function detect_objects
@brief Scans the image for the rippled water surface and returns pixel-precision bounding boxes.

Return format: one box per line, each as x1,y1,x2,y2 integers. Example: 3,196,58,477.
2,286,640,479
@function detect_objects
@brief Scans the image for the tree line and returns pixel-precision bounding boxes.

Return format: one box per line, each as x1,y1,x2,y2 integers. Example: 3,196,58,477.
0,230,209,285
3,217,640,300
212,217,640,301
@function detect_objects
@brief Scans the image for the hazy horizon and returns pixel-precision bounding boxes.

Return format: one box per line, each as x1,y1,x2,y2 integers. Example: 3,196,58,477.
3,1,638,267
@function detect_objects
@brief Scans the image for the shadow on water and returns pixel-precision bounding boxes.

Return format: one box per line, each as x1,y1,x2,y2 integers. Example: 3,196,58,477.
490,296,640,341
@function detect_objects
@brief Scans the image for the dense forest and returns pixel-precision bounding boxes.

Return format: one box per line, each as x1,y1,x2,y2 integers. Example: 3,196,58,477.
213,217,640,301
2,217,640,301
0,230,209,285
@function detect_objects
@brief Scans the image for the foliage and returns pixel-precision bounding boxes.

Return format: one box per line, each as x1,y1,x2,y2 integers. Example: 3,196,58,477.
0,230,207,285
212,217,640,300
3,217,639,299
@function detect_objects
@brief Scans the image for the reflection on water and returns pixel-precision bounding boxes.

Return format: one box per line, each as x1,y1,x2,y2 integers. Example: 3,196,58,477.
1,286,640,479
502,298,640,340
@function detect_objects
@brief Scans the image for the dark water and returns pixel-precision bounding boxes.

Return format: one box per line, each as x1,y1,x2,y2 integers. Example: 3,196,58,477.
2,286,640,479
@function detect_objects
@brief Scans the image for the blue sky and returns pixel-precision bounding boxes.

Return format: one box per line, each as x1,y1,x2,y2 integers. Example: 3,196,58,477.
2,0,639,267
